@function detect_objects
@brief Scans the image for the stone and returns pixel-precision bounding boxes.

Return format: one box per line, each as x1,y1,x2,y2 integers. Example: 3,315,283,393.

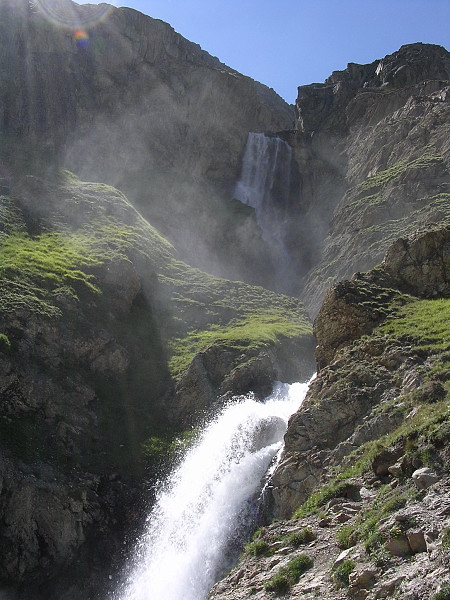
386,535,411,556
388,461,404,478
407,531,427,553
349,568,377,589
372,446,405,477
412,468,440,490
333,547,355,568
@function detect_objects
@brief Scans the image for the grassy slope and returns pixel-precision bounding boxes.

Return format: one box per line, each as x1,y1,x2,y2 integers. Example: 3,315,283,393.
294,296,450,521
0,172,312,380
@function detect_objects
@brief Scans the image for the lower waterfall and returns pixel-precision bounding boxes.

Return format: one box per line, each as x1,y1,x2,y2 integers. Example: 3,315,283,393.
115,380,310,600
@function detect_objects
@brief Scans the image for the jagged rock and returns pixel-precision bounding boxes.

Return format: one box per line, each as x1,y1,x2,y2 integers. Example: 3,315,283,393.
372,445,405,477
382,226,450,298
297,45,449,317
386,535,412,556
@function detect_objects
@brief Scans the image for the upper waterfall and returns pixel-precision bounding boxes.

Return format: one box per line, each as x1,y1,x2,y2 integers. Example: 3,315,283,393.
233,132,292,255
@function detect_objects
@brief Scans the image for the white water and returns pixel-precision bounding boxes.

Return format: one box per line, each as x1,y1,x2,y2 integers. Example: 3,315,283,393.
233,132,292,253
116,380,309,600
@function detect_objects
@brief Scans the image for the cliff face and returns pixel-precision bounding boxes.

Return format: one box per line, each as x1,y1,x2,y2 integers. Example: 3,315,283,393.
289,43,450,316
0,0,293,288
209,225,450,600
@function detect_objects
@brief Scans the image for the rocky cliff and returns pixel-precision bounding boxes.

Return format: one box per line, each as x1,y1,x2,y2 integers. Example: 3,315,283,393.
209,225,450,600
0,172,314,599
289,43,450,316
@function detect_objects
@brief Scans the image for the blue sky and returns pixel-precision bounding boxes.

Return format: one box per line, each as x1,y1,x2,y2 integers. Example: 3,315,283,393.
78,0,449,103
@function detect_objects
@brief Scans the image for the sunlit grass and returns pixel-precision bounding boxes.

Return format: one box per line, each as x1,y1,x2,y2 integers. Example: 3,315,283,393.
379,298,450,352
168,310,312,378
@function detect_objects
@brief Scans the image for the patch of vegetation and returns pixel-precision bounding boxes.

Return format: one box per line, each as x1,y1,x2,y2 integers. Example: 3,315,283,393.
245,539,275,558
379,298,450,353
336,525,356,549
141,429,199,467
284,527,316,547
293,480,354,519
0,333,11,353
433,583,450,600
355,153,444,195
168,308,312,378
441,527,450,552
331,559,355,587
265,554,313,594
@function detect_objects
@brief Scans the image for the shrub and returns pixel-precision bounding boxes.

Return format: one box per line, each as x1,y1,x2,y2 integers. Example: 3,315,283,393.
331,559,355,587
265,554,313,594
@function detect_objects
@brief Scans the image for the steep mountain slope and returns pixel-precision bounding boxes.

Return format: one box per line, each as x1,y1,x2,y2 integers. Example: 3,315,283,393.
288,43,450,316
1,1,449,597
0,0,293,287
209,225,450,600
0,173,314,599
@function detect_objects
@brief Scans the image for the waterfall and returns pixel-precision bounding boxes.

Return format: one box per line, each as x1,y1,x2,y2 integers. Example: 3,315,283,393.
115,380,309,600
233,132,292,254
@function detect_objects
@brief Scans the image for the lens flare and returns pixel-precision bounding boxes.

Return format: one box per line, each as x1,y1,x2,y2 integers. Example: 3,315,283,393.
73,28,89,49
32,0,115,29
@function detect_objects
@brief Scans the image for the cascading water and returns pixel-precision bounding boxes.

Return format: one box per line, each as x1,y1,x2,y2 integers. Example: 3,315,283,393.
233,132,292,256
115,380,310,600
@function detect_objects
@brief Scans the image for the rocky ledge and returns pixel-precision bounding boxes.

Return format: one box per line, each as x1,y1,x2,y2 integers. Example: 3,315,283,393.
209,225,450,600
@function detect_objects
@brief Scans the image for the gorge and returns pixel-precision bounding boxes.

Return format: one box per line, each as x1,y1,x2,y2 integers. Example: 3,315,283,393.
0,1,449,599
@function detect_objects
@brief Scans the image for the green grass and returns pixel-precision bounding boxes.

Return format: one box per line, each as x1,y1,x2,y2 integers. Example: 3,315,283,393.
283,527,315,547
379,298,450,352
331,559,355,587
336,525,356,549
265,554,313,594
355,153,444,195
168,309,312,377
0,333,11,353
245,539,275,558
433,583,450,600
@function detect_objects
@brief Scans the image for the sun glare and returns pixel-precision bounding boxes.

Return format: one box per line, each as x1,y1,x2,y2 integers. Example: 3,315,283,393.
31,0,115,28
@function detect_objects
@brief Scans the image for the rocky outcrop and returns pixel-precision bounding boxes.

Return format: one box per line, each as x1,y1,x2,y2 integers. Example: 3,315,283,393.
289,43,450,316
270,225,450,518
169,336,316,426
314,224,450,369
209,225,450,600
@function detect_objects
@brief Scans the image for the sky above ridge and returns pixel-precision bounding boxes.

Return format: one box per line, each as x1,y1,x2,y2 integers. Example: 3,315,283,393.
76,0,449,103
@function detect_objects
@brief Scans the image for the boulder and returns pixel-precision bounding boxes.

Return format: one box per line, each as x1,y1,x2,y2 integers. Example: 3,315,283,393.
412,468,440,490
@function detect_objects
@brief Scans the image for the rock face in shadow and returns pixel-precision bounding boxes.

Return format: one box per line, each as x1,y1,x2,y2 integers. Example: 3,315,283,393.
0,0,293,289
